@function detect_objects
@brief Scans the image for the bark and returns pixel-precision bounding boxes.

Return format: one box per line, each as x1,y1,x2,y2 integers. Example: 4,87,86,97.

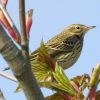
0,24,44,100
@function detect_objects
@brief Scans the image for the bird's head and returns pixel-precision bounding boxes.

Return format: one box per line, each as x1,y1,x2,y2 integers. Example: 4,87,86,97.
67,24,96,37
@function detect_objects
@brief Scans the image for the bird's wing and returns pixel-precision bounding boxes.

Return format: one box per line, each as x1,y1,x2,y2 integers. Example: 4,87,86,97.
46,35,81,59
47,35,80,52
30,35,80,59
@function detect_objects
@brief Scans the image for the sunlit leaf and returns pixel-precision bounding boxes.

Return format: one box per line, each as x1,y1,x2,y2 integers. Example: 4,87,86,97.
30,41,55,82
40,63,77,96
90,64,100,87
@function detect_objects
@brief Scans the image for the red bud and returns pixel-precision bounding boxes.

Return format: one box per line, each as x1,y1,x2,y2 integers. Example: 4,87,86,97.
25,9,33,39
89,87,96,100
1,0,8,8
0,9,20,44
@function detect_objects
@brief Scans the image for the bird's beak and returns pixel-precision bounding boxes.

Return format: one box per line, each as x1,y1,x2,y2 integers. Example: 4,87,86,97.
87,26,96,30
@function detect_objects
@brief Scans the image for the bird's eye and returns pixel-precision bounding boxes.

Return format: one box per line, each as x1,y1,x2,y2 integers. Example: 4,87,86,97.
75,26,80,30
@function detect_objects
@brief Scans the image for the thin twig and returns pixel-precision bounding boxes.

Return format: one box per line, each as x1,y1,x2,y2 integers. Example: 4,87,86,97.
19,0,28,47
0,89,6,100
0,70,17,82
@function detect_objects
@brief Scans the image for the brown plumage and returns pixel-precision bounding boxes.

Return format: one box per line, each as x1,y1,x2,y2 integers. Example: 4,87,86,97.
30,24,95,69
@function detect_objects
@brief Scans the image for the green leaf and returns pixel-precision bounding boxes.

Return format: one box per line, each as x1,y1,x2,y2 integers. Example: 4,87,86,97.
30,41,55,82
40,63,77,96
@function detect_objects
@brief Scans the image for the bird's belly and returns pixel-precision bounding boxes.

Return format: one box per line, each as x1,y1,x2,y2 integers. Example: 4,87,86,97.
55,51,81,69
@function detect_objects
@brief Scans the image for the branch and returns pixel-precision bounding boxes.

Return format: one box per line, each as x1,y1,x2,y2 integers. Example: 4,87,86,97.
0,89,6,100
0,70,17,82
19,0,27,48
0,24,44,100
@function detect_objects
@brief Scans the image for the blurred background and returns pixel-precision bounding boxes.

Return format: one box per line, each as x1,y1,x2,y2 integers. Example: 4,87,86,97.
0,0,100,100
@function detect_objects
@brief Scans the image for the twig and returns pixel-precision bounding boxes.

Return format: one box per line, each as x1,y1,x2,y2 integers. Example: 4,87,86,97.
0,1,20,41
0,70,17,82
0,89,6,100
19,0,27,47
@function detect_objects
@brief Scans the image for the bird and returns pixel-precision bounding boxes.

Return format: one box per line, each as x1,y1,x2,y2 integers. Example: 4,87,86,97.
30,24,96,69
3,24,96,83
15,24,96,92
4,24,95,80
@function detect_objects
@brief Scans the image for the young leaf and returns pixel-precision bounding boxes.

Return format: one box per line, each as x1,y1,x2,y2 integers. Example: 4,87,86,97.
40,63,77,96
89,64,100,87
30,41,55,82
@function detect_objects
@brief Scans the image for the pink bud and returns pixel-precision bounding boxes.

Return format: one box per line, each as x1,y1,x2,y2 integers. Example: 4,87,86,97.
25,9,33,39
0,10,20,44
1,0,8,8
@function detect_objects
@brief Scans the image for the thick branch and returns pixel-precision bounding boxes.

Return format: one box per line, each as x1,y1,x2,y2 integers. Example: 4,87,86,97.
0,24,44,100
